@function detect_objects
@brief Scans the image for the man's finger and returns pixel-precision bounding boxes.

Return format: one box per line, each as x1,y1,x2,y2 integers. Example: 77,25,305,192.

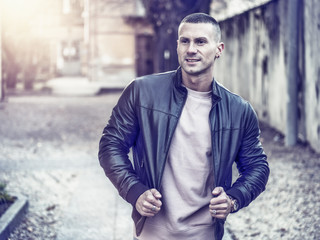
210,195,229,204
142,199,160,211
142,204,158,213
147,189,162,208
209,202,228,211
150,188,162,199
212,186,223,196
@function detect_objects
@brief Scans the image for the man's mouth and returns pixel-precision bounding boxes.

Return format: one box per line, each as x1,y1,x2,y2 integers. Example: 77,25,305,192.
186,58,200,62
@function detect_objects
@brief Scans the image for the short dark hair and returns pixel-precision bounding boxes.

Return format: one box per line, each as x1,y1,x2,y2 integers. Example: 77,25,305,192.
179,13,221,42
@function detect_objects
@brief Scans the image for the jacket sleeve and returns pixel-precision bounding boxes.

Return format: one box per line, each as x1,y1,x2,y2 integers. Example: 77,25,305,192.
98,81,149,207
226,102,270,211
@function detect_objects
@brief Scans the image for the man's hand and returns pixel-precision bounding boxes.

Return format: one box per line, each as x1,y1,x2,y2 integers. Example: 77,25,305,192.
209,187,232,219
135,188,162,217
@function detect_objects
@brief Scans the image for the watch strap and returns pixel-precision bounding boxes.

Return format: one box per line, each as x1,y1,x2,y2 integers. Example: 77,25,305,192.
228,195,238,213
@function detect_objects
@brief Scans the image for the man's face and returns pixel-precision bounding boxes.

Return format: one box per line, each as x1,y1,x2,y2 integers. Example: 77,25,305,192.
177,23,223,76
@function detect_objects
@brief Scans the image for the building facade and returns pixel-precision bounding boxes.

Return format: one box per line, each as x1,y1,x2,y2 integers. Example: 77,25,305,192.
83,0,153,88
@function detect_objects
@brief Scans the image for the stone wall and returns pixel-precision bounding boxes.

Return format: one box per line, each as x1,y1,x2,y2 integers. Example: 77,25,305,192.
0,3,2,100
213,0,320,152
303,0,320,153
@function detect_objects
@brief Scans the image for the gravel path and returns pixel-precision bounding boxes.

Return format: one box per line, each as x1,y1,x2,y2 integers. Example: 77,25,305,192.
0,93,119,239
226,123,320,240
0,93,319,240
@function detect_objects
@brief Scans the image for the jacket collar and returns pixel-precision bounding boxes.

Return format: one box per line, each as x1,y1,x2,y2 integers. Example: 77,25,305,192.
174,67,222,104
211,80,222,105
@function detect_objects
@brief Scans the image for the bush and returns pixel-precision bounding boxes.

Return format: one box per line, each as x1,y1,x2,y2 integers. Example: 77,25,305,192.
0,182,15,205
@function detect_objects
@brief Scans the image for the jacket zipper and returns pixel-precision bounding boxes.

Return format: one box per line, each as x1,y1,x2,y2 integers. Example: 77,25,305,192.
209,107,217,190
157,91,188,190
209,98,221,240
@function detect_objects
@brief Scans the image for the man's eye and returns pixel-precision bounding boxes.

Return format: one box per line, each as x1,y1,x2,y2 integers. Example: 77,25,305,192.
196,39,206,45
180,39,189,44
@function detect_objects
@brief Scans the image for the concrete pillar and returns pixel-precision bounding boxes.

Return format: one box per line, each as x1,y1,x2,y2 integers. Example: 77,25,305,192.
285,0,300,146
0,0,3,101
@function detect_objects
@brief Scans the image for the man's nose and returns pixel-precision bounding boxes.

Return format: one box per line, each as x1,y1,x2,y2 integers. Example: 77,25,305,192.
187,43,197,54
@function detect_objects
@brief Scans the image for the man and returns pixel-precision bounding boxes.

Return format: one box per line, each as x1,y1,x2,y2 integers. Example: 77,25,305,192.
99,13,269,240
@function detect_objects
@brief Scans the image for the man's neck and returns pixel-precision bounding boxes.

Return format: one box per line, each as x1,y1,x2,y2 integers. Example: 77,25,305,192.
181,71,213,92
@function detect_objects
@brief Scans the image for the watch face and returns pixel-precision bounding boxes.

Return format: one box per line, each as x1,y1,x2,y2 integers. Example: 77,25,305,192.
234,200,239,211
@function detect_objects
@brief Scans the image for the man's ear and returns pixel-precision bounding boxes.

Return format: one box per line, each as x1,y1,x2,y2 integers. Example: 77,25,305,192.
218,42,225,53
215,42,225,58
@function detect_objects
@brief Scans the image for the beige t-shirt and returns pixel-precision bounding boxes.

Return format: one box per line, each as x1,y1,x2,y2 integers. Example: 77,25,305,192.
136,87,216,240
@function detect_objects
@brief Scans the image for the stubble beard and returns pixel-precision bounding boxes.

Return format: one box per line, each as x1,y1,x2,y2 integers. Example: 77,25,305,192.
181,60,214,77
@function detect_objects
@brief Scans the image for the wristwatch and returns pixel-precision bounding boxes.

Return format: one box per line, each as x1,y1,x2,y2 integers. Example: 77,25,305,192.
228,195,239,213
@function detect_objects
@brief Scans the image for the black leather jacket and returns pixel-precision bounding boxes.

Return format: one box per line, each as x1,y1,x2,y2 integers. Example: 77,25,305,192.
99,68,269,240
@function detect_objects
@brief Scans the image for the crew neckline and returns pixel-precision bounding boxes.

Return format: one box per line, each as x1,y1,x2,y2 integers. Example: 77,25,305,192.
184,86,212,99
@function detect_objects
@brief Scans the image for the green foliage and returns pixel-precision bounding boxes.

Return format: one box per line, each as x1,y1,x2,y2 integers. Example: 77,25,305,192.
0,182,15,204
